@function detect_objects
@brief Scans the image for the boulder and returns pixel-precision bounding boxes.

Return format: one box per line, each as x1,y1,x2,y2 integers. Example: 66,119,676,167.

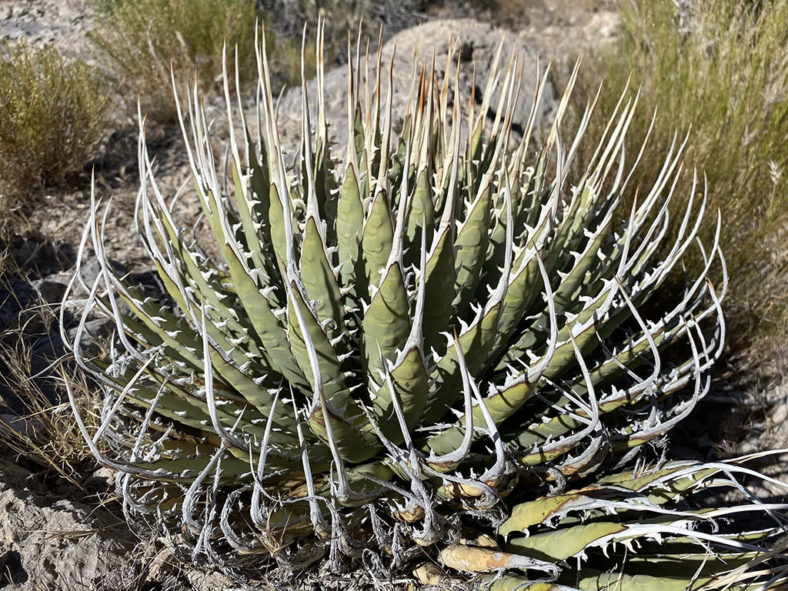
276,18,556,158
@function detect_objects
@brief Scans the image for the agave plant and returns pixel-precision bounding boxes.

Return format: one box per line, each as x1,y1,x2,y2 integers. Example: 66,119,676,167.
64,23,788,589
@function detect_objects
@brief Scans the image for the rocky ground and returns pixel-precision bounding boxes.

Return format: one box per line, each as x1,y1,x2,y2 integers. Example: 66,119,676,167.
0,1,785,589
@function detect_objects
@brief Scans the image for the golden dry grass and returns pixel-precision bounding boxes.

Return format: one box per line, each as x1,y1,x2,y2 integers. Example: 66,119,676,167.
574,0,788,353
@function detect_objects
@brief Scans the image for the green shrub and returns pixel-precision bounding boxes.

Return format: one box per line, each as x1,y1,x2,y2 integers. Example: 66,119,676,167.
0,41,109,208
575,0,788,350
90,0,258,120
65,30,788,587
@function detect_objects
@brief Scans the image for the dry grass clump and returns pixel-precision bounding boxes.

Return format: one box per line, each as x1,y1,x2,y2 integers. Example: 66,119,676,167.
575,0,788,352
90,0,258,121
0,41,109,216
0,303,100,488
0,242,103,485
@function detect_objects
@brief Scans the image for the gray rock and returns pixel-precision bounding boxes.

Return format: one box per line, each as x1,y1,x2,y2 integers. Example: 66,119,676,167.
0,0,98,63
0,459,138,590
276,18,556,160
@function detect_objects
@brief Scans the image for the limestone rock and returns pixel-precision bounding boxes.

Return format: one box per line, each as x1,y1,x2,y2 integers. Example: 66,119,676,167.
0,459,138,590
276,18,556,158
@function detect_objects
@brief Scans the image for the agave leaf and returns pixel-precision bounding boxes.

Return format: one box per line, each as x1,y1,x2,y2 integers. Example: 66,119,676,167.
480,194,512,296
336,162,364,287
404,167,435,267
244,137,287,302
229,158,271,278
421,226,456,356
498,471,725,538
361,261,411,390
424,301,506,453
312,134,339,250
371,346,430,439
482,578,572,591
491,245,549,360
265,183,292,279
221,239,309,392
132,451,254,484
592,552,759,578
552,222,616,315
573,571,712,591
506,521,627,562
427,247,556,445
299,216,345,343
287,280,379,462
452,175,493,311
106,283,283,413
93,361,213,431
357,188,394,297
139,251,270,378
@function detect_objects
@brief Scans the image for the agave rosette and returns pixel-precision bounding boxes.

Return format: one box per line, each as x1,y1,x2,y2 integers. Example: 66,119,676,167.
64,23,788,589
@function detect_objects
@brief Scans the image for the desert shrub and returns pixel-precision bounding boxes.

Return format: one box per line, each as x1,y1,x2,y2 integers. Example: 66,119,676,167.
90,0,258,120
0,41,109,208
575,0,788,350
